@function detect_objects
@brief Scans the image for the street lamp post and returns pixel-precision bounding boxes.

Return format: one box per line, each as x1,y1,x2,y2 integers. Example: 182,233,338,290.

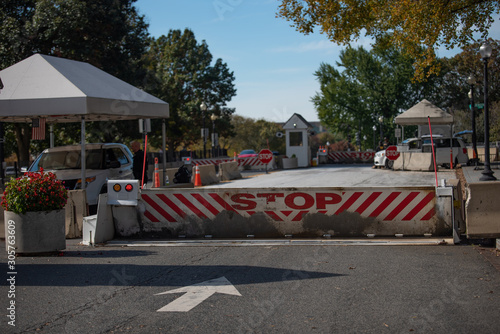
372,125,377,150
200,102,207,159
210,113,218,157
378,116,384,143
467,75,479,167
479,42,496,181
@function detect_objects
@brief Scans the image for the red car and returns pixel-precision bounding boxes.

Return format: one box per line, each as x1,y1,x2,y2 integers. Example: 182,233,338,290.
238,149,258,158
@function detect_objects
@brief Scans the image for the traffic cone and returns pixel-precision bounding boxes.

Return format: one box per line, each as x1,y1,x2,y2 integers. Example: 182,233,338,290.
194,164,202,187
154,157,160,188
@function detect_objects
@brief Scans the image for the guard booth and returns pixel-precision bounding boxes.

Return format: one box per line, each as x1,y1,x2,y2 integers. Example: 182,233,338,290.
283,113,313,167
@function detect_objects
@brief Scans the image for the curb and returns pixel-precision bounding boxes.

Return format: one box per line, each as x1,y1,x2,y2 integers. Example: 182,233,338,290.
104,238,452,247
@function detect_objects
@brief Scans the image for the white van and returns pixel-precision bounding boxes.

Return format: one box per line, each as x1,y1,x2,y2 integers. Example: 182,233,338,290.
418,135,469,167
376,136,469,169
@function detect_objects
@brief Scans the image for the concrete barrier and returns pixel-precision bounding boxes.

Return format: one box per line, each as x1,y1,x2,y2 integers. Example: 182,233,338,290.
154,168,180,186
191,164,219,186
64,190,87,238
219,161,242,181
393,152,435,171
82,193,115,244
473,147,499,162
465,182,500,238
117,186,452,238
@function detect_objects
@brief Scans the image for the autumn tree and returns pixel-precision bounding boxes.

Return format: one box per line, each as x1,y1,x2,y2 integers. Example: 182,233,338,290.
0,0,149,166
312,42,444,148
143,29,237,159
277,0,500,80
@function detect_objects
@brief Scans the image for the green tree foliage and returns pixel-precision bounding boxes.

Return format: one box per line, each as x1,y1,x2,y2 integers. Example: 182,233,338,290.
277,0,500,80
0,0,150,165
312,43,444,147
227,115,285,156
143,29,237,158
1,0,148,83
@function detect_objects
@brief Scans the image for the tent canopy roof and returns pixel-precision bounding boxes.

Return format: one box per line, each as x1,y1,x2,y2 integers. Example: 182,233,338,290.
395,99,453,125
0,54,169,123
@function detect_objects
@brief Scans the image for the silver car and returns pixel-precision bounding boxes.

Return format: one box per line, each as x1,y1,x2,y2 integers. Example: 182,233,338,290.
28,143,134,208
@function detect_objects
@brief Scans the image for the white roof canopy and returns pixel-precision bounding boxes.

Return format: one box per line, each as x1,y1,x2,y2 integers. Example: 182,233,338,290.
0,54,169,123
395,99,453,125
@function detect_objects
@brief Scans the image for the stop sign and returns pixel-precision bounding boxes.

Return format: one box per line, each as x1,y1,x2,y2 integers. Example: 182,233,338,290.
385,146,400,161
258,149,273,164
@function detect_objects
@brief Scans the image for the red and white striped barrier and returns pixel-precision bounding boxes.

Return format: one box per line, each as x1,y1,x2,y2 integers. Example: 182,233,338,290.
328,151,375,163
139,187,447,237
192,157,272,169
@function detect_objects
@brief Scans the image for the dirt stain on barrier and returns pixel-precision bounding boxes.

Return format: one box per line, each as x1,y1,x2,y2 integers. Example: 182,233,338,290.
300,212,379,237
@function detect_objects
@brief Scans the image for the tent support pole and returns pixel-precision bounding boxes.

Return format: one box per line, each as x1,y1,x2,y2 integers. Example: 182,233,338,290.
81,116,86,190
162,119,167,185
49,124,54,148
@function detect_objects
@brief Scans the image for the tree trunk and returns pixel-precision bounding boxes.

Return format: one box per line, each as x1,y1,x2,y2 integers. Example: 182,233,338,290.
14,124,31,168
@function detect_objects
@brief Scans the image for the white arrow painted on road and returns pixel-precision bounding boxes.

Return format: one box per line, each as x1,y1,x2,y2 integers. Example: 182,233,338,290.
155,276,241,312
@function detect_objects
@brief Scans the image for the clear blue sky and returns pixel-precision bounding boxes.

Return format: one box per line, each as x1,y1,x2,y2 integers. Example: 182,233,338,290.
134,0,499,123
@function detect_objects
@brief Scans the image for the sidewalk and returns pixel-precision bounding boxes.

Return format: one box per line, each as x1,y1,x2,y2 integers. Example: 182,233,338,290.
461,163,500,183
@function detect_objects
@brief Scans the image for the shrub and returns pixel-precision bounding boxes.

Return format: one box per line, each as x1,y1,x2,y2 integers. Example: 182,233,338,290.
1,169,68,214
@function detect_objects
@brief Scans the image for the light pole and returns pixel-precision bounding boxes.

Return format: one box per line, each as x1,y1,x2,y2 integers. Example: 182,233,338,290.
467,75,479,166
210,113,218,157
479,42,496,181
372,125,377,150
200,102,207,158
378,116,384,143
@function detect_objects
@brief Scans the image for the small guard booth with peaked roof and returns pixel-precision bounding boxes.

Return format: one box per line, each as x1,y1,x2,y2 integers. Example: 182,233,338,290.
282,113,313,168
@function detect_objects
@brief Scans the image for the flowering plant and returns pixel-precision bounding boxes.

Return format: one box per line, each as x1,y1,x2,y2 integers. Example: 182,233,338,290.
1,168,68,214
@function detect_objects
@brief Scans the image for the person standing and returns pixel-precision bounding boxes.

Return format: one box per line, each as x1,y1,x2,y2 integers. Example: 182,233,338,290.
131,141,148,185
383,137,390,149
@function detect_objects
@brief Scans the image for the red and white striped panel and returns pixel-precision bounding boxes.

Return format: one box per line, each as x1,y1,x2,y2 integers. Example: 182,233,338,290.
192,158,233,166
192,157,268,167
141,188,436,224
328,151,375,163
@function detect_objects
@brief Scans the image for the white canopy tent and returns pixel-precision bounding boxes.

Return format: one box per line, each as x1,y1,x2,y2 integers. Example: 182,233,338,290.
395,99,454,140
395,99,453,125
0,54,170,188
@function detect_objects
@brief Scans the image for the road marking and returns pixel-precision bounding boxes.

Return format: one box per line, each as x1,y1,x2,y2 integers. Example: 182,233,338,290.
155,276,241,312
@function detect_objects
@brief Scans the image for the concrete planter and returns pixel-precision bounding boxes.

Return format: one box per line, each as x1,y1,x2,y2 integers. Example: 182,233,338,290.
282,157,298,169
4,210,66,254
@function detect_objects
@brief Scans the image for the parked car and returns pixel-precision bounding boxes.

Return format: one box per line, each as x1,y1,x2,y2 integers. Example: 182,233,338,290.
238,149,258,158
374,149,393,169
421,135,469,167
374,135,469,169
28,143,134,209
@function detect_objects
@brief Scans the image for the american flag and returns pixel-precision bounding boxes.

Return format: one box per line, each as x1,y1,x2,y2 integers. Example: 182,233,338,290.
32,118,46,140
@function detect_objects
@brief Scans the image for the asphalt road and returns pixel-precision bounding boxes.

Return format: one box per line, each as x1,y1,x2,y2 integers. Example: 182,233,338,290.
208,165,457,188
1,239,499,333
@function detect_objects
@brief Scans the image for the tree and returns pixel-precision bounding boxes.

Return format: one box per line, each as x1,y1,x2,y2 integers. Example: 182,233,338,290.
143,29,237,159
439,39,500,140
312,43,444,147
0,0,149,166
277,0,500,80
226,115,285,156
